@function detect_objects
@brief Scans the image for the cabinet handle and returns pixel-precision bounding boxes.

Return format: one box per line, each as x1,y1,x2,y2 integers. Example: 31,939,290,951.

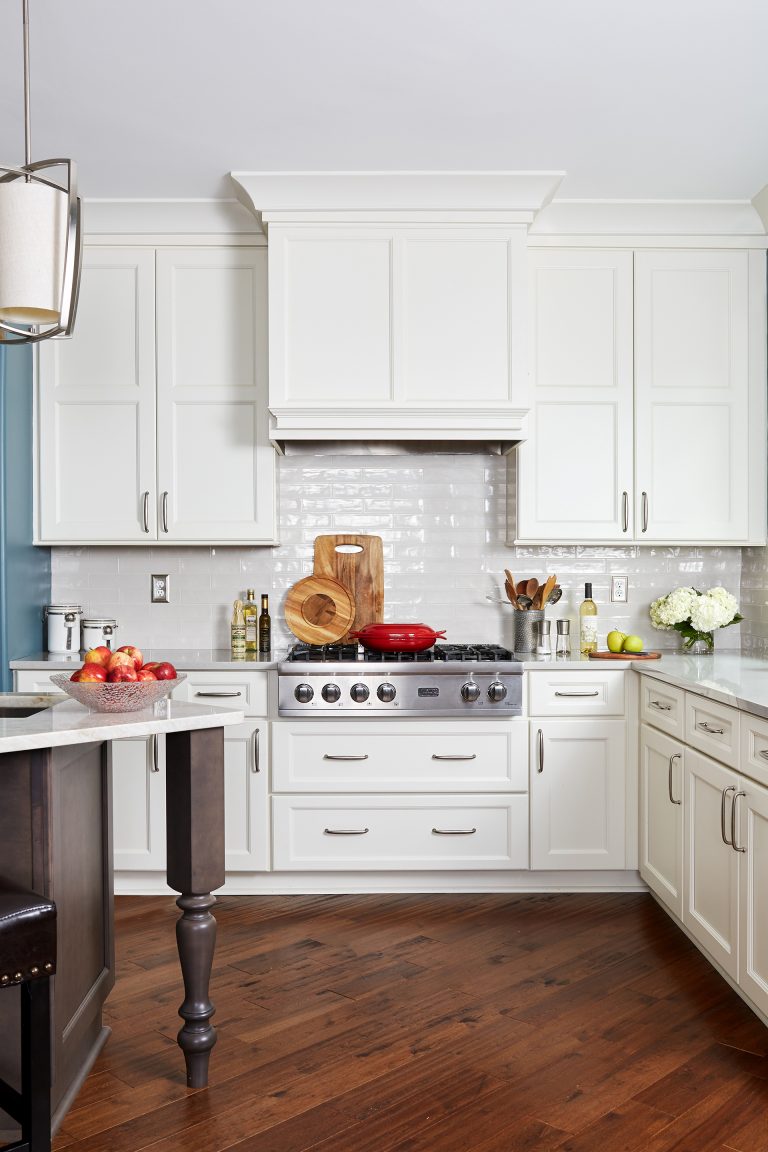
149,733,159,773
324,828,369,835
641,491,648,533
432,753,477,761
667,752,681,805
621,491,629,533
161,491,169,533
697,721,725,736
760,750,768,761
537,728,544,774
142,490,150,534
554,691,599,698
721,786,736,846
650,700,672,712
323,754,369,761
432,828,477,836
252,728,260,773
195,690,243,698
731,790,747,853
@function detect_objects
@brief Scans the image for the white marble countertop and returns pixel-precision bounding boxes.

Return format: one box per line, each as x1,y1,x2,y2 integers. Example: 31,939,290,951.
10,649,280,671
629,653,768,720
0,696,245,753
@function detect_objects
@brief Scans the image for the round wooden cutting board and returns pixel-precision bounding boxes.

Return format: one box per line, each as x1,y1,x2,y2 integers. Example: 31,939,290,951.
284,575,356,644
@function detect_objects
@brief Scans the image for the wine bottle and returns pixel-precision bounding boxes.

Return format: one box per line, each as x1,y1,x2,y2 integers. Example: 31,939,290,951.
231,599,246,658
258,593,271,653
579,582,598,656
244,588,258,652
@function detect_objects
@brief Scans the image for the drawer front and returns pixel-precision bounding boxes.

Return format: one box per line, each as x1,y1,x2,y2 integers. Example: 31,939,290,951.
272,794,529,870
685,693,738,768
14,669,67,693
272,720,528,792
528,669,625,717
640,676,684,737
740,712,768,790
173,670,268,716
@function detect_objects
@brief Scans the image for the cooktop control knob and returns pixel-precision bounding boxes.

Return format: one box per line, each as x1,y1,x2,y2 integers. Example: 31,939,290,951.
377,682,396,702
461,680,481,702
294,682,314,703
487,680,507,703
350,682,370,703
322,682,341,703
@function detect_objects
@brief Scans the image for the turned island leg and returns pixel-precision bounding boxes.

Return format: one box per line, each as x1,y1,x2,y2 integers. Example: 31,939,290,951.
164,727,226,1088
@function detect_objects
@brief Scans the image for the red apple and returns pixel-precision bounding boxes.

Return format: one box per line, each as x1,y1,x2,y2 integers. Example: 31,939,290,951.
107,664,138,682
141,661,162,672
83,646,112,667
117,645,143,670
107,651,135,673
136,668,157,681
71,663,108,682
152,662,177,681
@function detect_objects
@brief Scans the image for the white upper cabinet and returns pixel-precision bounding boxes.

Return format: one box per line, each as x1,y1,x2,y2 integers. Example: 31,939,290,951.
37,245,276,545
266,223,529,442
515,247,766,545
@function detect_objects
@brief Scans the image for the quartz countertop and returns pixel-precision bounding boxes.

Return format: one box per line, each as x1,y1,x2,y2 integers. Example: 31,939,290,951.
629,652,768,720
10,649,280,671
0,695,245,753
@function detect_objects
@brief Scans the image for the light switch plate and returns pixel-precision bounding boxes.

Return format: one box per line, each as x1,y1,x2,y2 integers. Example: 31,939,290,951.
610,575,628,603
151,574,170,604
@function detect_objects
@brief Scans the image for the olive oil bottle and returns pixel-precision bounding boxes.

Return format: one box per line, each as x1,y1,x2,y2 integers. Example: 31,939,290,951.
244,588,258,652
258,593,271,653
579,582,598,656
231,599,246,658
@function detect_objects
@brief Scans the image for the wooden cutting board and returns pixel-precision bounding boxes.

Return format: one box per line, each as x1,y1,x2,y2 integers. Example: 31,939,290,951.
284,575,355,645
588,650,662,660
313,534,384,637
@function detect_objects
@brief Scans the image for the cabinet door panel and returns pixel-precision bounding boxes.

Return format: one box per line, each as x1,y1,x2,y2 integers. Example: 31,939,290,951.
223,720,269,871
529,720,626,869
111,735,166,870
683,749,739,978
37,248,157,541
639,723,683,918
156,248,275,542
739,781,768,1018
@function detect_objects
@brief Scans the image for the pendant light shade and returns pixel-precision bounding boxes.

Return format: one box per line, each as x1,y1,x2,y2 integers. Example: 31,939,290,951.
0,2,83,344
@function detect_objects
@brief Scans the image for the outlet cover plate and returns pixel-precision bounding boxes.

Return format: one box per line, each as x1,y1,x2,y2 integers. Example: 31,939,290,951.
151,574,170,604
610,575,628,603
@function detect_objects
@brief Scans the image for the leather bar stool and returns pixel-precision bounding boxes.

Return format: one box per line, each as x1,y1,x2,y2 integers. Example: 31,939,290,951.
0,883,57,1152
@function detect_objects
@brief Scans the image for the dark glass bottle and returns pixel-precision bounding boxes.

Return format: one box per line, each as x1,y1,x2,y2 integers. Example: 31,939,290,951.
258,593,271,653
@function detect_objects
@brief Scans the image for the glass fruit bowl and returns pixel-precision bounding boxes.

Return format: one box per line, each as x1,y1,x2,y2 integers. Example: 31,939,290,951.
50,672,186,714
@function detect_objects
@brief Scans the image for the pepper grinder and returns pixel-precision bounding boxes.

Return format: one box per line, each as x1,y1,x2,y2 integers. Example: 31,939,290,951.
535,619,552,656
555,619,571,657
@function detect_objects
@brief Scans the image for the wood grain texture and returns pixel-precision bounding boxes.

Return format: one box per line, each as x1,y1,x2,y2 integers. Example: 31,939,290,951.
284,575,355,644
313,534,384,637
53,893,768,1152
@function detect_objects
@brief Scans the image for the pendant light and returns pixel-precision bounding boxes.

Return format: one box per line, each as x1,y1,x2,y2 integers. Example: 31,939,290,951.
0,0,82,343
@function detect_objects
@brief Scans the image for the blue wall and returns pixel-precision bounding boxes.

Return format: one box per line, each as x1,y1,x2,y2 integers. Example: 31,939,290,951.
0,345,51,689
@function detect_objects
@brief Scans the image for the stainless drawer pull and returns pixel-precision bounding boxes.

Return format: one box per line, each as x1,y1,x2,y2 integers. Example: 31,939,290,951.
432,828,477,836
142,490,150,534
537,727,544,774
732,790,747,853
721,786,736,846
149,733,159,773
621,490,629,533
195,690,243,698
650,700,672,712
697,721,726,736
323,754,369,761
252,728,260,773
161,490,169,533
759,750,768,761
668,752,681,806
554,691,599,698
432,753,477,761
641,490,649,533
324,828,369,836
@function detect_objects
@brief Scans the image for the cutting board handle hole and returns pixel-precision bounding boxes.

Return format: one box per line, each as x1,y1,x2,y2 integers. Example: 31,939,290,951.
335,544,364,554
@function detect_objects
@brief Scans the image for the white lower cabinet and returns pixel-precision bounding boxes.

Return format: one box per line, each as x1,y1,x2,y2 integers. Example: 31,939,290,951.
738,780,768,1016
638,723,683,918
222,719,269,871
271,718,529,871
111,734,166,871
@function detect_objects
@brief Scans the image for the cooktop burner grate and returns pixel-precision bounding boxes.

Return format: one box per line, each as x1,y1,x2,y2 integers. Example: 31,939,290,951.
285,642,516,664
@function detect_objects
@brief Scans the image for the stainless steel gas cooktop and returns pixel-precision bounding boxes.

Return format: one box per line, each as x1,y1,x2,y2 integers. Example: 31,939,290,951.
278,642,523,717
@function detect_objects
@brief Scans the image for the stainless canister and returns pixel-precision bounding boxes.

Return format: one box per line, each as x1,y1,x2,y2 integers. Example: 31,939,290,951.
512,609,544,654
81,617,118,652
44,604,83,654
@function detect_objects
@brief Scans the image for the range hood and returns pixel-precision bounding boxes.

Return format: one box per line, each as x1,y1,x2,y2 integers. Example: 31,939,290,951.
230,172,564,452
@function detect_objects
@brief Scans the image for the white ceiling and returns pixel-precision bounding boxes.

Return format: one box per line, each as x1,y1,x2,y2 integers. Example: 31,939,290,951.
1,0,767,206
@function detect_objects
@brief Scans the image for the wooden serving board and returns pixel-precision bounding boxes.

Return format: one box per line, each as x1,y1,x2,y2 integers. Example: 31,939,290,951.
313,534,384,637
588,650,662,660
284,575,355,645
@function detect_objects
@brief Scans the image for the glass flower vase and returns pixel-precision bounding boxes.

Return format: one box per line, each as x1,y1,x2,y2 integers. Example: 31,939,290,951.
681,630,715,654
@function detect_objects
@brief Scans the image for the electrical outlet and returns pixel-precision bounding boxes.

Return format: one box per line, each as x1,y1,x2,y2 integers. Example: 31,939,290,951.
610,575,628,603
151,574,170,604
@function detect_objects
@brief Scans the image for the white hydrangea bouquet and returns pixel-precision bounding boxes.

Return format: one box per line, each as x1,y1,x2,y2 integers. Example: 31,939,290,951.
649,586,742,652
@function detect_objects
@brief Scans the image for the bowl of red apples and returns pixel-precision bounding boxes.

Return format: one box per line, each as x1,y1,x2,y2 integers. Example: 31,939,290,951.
50,646,185,713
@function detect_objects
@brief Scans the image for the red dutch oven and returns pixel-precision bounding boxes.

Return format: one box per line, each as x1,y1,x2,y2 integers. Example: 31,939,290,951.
350,623,446,652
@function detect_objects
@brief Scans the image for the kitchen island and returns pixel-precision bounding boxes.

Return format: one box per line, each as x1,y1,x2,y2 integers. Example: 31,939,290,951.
0,693,244,1132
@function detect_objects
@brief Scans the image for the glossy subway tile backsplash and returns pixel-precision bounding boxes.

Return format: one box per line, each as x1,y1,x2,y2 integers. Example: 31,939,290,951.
50,453,745,654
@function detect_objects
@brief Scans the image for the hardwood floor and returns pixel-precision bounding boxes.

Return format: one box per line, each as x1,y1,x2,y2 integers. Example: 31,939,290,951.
51,893,768,1152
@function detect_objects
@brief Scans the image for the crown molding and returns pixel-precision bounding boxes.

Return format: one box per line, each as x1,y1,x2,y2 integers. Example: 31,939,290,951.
531,198,766,236
752,183,768,233
82,199,261,235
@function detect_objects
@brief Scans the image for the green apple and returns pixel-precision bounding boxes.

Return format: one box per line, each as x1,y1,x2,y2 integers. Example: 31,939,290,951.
606,630,627,653
622,634,644,653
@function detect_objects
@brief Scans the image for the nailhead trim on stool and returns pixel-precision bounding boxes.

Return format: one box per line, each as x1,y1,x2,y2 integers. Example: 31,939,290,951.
0,881,57,1152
